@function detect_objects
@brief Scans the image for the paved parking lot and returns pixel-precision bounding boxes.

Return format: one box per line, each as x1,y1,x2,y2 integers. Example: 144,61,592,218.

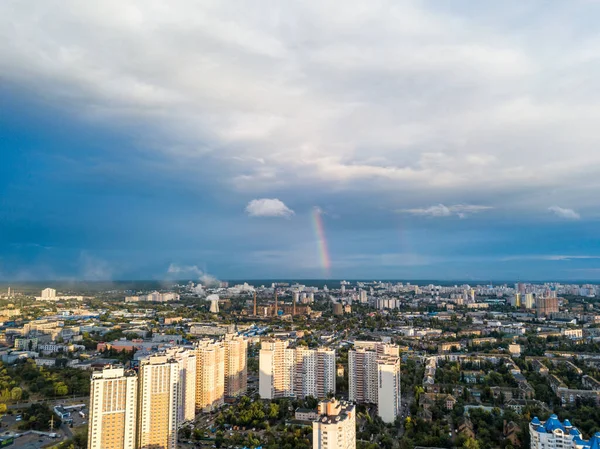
11,433,58,449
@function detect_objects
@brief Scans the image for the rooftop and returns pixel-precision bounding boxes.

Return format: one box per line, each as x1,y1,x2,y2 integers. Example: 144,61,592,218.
531,414,578,434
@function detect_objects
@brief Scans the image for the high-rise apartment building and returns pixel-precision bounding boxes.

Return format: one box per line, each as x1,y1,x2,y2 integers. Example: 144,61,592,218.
294,347,336,399
511,293,521,307
536,296,559,317
41,288,56,299
348,348,378,404
352,341,399,357
195,339,225,412
88,367,138,449
137,354,179,449
259,339,295,399
165,347,197,422
312,399,356,449
223,334,248,397
359,290,368,303
377,356,401,423
525,293,535,309
259,339,336,400
348,343,400,423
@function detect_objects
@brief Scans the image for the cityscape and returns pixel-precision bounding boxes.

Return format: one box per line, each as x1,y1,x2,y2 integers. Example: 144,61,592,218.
3,1,600,449
0,281,599,448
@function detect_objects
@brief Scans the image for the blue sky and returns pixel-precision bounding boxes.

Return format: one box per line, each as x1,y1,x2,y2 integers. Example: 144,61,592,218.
2,0,600,281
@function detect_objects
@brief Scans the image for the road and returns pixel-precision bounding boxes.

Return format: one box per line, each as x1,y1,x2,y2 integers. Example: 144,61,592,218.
8,396,90,410
61,423,73,439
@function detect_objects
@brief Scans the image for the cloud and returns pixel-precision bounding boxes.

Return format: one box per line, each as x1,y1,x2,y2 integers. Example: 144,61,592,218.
167,263,220,287
3,1,600,215
500,254,600,262
246,198,294,218
167,263,202,277
79,252,113,280
400,204,492,218
548,206,581,220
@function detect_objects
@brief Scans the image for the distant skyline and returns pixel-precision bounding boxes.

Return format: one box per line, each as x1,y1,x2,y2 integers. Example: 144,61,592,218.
3,1,600,281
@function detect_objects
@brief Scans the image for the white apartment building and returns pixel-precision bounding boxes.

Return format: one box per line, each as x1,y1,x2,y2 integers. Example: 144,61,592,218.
377,356,401,423
88,367,138,449
41,288,56,299
312,399,356,449
529,415,580,449
165,347,197,422
259,339,295,399
294,347,336,399
259,339,336,400
348,348,378,404
38,343,65,353
223,334,248,397
36,288,83,301
525,293,536,309
562,329,583,339
195,339,225,412
137,354,179,449
348,343,401,423
359,290,368,303
125,292,180,303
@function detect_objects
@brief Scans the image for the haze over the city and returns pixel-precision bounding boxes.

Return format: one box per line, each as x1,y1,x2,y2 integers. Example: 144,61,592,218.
3,1,600,281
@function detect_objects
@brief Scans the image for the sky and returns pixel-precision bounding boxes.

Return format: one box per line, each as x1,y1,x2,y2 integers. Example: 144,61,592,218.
2,0,600,281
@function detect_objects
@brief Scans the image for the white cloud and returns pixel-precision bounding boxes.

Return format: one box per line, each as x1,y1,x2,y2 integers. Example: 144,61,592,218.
501,254,600,261
400,204,492,218
2,2,600,212
167,263,220,286
79,252,113,280
403,204,452,217
246,198,294,218
167,263,202,277
548,206,581,220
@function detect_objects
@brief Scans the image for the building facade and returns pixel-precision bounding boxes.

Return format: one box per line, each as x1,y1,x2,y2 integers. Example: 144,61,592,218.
348,348,378,404
294,347,336,399
529,415,580,449
348,343,401,423
223,334,248,398
377,355,401,423
312,399,356,449
137,355,179,449
165,347,197,422
537,297,559,316
88,367,138,449
259,339,295,399
259,339,336,400
195,339,225,412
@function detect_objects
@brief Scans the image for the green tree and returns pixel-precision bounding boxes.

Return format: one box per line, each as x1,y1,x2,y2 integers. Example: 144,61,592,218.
54,382,69,396
10,387,22,401
268,402,279,420
463,437,480,449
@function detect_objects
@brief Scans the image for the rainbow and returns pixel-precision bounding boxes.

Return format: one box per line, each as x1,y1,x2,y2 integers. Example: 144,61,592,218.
312,207,331,278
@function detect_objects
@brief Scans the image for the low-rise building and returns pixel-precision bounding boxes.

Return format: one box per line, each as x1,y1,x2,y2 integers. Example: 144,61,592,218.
295,408,319,421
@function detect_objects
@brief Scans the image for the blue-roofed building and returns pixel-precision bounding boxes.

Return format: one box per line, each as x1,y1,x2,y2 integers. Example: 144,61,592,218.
529,415,582,449
573,432,600,449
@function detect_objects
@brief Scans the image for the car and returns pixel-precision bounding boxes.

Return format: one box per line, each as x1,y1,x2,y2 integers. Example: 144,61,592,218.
15,418,22,422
